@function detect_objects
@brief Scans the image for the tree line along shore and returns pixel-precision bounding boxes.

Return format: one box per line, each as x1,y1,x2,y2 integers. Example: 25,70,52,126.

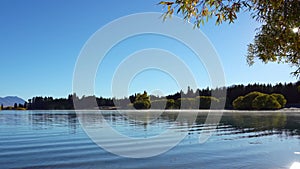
1,82,299,111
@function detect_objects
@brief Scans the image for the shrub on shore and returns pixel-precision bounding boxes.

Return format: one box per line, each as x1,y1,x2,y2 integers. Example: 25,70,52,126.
196,96,220,109
233,91,286,110
133,91,151,109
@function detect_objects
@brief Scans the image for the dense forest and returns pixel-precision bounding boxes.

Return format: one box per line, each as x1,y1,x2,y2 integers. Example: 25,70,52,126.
3,82,298,110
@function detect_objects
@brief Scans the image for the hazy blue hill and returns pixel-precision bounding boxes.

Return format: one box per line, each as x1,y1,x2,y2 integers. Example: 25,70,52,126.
0,96,25,107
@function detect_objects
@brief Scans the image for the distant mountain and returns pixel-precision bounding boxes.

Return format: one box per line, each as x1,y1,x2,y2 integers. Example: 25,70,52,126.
0,96,25,107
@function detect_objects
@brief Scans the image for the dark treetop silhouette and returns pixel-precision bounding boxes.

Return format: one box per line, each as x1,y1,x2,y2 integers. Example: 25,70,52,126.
21,82,300,110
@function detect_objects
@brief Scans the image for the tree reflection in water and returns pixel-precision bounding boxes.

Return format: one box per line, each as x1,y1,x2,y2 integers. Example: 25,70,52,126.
3,110,298,139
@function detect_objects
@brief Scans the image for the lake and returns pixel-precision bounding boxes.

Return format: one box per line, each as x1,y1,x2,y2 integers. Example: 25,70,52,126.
0,110,299,169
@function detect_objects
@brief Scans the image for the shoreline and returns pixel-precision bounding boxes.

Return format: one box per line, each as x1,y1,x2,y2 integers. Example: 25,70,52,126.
1,108,300,113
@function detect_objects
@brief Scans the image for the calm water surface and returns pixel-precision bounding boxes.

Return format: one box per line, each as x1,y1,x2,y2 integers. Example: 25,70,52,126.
0,110,299,169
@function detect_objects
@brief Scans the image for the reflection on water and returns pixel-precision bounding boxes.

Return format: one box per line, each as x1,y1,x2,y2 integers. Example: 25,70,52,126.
220,112,300,139
0,111,79,134
3,111,298,138
0,110,299,168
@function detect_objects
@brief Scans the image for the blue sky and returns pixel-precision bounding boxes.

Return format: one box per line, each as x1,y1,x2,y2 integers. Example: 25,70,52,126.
0,0,297,100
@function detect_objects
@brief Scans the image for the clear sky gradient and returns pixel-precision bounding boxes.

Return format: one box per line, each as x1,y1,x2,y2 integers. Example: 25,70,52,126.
0,0,297,100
